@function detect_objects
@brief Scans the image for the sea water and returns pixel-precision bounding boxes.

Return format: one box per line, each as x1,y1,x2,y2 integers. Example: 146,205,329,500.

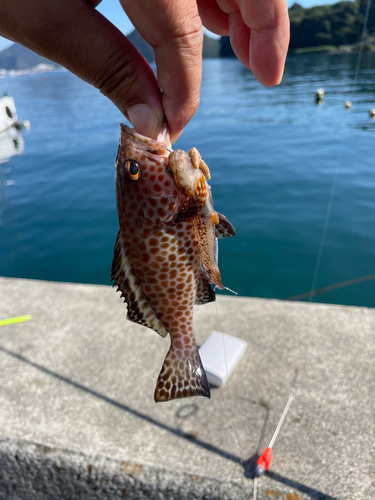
0,53,375,307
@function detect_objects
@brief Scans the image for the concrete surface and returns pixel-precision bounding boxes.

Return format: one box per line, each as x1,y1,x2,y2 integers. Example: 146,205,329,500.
0,277,374,500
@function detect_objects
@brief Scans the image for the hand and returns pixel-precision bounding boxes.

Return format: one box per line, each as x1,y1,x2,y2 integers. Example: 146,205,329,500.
0,0,289,143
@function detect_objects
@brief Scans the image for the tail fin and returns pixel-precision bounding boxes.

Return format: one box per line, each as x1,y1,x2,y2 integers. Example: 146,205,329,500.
154,343,211,403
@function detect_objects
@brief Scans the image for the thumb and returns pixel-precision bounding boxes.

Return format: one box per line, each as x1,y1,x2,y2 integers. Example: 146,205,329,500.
0,0,164,139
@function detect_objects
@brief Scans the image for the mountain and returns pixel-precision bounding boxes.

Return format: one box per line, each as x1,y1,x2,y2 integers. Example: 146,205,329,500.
220,37,235,58
126,30,154,62
127,30,221,61
0,36,240,71
0,30,221,71
289,0,375,50
221,0,375,56
202,35,220,58
0,43,60,70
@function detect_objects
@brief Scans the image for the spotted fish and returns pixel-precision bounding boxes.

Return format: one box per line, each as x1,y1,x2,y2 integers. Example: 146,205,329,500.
112,124,235,403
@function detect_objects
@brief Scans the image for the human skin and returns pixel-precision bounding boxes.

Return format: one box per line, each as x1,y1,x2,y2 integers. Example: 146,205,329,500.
0,0,290,143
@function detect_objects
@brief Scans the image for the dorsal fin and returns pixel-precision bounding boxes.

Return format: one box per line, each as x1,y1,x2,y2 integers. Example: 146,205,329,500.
111,232,168,338
195,269,216,305
215,212,236,239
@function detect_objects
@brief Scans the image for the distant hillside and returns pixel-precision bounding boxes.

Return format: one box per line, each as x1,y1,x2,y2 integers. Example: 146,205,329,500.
127,30,220,61
202,35,220,58
289,0,375,50
220,37,235,58
220,0,375,56
0,31,221,70
126,30,154,62
0,43,60,70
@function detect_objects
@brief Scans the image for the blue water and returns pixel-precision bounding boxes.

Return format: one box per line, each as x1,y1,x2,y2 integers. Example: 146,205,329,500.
1,53,375,307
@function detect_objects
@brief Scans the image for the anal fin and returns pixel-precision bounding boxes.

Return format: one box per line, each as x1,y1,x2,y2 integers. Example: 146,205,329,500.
195,269,215,305
111,231,168,338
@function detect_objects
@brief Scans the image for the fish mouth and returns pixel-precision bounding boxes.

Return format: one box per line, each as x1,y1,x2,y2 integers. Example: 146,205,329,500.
156,121,172,150
121,123,172,154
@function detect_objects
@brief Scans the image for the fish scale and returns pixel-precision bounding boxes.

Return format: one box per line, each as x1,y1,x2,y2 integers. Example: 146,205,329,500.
112,124,235,402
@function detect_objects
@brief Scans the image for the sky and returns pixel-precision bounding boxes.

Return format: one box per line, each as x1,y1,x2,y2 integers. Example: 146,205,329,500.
0,0,346,53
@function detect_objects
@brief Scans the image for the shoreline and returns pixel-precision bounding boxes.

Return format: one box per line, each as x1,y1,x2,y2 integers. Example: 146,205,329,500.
2,45,375,75
290,40,375,55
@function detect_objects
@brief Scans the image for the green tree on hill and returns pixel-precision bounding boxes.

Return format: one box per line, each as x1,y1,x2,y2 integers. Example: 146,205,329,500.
289,0,375,49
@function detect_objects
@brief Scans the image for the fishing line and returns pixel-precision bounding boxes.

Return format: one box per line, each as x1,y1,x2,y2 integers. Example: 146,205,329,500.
308,0,372,302
213,298,229,382
213,237,230,384
308,150,342,301
213,292,247,473
353,0,372,86
288,272,375,301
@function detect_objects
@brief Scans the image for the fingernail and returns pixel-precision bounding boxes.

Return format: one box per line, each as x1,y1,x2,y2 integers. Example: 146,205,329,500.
126,104,158,139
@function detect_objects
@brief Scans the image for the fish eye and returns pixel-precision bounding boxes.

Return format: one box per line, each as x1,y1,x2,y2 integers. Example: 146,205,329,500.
166,166,173,176
124,160,141,181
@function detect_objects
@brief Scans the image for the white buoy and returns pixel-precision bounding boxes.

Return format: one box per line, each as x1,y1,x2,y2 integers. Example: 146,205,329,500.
370,109,375,118
345,101,352,109
316,88,324,104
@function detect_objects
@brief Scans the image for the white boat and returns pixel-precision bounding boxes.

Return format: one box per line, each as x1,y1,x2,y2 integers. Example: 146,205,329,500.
0,127,24,164
0,95,20,134
0,94,28,163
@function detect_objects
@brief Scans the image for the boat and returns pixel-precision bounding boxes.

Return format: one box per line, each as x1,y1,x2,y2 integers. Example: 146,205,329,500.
0,126,24,163
0,93,29,135
0,92,29,163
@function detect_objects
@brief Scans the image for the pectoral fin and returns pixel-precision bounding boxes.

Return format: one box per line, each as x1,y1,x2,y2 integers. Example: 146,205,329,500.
215,212,236,239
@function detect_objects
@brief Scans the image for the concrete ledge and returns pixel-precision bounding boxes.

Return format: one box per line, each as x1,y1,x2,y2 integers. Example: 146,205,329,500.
0,277,374,500
0,436,248,500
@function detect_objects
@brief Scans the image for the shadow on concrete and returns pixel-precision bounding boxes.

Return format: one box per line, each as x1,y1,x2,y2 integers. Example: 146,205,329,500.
0,345,338,500
265,471,339,500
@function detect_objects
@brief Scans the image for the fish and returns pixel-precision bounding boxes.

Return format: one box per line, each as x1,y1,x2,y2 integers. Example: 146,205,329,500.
112,124,235,403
